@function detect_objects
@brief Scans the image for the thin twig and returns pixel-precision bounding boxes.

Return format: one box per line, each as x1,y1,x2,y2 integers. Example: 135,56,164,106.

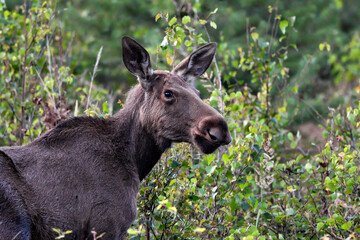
298,206,321,239
20,0,29,145
86,46,103,110
265,6,273,41
65,32,76,58
268,0,279,55
35,69,56,110
246,18,250,50
202,24,224,114
328,107,336,154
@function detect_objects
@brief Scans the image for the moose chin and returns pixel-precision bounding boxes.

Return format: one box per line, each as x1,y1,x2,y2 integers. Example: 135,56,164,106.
0,36,231,240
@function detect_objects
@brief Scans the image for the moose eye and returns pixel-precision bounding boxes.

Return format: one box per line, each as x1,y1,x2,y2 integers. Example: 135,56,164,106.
164,90,173,99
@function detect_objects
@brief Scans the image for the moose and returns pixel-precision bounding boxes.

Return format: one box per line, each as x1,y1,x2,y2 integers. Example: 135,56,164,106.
0,37,231,239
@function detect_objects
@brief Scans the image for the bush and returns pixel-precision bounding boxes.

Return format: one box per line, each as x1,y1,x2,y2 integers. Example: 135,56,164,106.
0,0,110,146
1,1,359,240
128,2,360,240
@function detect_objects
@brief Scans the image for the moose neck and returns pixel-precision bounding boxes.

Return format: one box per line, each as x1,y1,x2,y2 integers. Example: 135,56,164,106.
112,85,171,181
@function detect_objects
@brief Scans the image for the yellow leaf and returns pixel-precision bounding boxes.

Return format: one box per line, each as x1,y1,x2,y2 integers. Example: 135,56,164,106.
319,42,331,52
155,13,161,22
288,188,296,193
281,69,286,78
165,53,173,65
278,106,286,113
96,232,106,239
320,234,331,240
326,44,331,51
127,229,139,235
355,86,360,94
251,32,259,42
167,206,177,213
194,227,206,233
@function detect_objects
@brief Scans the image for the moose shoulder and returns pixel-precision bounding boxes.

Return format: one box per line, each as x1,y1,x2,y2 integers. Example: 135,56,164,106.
0,37,231,240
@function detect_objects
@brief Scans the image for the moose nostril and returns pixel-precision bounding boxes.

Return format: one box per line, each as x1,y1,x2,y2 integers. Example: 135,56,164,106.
207,128,221,142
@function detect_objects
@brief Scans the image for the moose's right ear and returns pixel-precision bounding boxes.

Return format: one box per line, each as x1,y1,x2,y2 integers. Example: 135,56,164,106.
172,43,217,82
122,36,154,90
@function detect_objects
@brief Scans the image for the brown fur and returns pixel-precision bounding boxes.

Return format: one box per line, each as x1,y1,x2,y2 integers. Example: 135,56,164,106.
0,37,231,239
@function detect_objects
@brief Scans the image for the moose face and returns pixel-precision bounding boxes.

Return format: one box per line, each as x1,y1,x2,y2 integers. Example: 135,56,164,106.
122,37,231,153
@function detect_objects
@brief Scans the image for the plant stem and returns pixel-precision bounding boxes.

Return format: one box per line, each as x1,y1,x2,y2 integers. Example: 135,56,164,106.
86,46,103,111
202,24,224,114
20,0,29,145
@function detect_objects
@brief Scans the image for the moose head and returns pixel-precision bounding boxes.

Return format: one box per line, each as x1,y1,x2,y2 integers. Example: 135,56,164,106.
122,36,232,155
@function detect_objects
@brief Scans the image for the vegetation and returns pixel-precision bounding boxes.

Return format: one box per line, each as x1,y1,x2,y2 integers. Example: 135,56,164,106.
1,0,359,239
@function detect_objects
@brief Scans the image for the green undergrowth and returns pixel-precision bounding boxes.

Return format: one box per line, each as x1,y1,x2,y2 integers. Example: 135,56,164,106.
0,1,359,240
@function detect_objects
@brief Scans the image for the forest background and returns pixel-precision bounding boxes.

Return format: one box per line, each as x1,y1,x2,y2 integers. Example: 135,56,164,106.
1,0,360,239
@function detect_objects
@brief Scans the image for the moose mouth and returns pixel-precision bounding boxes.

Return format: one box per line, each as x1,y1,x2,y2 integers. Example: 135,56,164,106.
193,134,222,154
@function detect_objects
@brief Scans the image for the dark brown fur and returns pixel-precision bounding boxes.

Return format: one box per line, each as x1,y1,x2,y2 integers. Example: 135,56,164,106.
0,37,231,239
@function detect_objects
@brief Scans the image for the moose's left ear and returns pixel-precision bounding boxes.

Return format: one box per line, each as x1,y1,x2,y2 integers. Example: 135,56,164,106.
172,43,217,82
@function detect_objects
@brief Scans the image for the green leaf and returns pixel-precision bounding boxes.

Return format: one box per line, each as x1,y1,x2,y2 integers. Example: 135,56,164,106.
184,40,192,47
290,43,298,51
279,20,288,34
305,162,313,172
169,179,176,186
335,0,343,8
208,8,218,16
316,222,324,232
290,16,296,26
287,132,294,141
341,221,352,230
182,16,191,24
349,166,357,173
222,153,232,164
206,165,217,175
210,21,217,29
52,228,61,234
169,17,177,26
285,208,295,216
4,10,10,18
102,101,109,113
324,177,338,192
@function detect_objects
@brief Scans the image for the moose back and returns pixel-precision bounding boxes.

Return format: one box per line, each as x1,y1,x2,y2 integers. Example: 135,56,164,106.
0,37,231,240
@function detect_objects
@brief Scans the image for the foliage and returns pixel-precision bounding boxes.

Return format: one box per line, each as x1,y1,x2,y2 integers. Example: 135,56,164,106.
0,0,110,146
127,2,360,240
1,1,360,240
